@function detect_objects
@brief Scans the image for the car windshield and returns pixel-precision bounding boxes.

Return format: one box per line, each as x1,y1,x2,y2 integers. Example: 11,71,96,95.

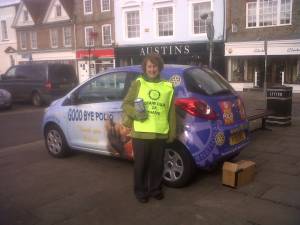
183,67,234,96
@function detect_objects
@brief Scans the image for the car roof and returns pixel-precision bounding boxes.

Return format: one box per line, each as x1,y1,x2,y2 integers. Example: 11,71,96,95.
108,64,194,75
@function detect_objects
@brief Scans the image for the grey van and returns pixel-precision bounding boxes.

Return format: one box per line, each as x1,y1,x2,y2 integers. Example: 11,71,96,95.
0,63,78,106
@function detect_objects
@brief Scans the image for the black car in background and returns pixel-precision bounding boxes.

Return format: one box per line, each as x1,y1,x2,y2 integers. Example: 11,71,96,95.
0,63,78,106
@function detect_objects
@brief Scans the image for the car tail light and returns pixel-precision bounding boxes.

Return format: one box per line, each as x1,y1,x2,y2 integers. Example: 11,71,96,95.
175,98,217,120
45,81,52,91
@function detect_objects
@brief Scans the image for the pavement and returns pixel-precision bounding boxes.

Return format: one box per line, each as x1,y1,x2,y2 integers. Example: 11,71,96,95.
0,92,300,225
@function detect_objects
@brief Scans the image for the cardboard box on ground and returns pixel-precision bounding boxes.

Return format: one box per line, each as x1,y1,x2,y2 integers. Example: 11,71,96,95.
222,160,256,188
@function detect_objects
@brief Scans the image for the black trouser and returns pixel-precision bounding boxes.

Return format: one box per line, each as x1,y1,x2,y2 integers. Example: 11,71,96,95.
132,138,165,199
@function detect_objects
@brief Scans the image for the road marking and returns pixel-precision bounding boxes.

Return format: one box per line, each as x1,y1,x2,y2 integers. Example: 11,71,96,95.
0,140,44,155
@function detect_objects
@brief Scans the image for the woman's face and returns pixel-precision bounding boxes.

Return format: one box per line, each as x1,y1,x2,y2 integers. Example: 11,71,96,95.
145,60,159,79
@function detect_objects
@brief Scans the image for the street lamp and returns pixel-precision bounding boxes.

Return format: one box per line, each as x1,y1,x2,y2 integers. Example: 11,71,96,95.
201,11,214,68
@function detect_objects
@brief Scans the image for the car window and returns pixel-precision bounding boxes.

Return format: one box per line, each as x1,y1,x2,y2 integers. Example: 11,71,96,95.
184,68,234,96
49,64,77,84
5,67,16,78
24,65,46,80
76,72,128,104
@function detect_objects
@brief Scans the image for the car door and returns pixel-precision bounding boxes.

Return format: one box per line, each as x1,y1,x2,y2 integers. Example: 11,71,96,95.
66,71,137,157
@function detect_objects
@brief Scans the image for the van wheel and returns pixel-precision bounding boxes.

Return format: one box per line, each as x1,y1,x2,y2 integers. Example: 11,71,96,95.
45,124,71,158
163,144,195,188
32,92,42,106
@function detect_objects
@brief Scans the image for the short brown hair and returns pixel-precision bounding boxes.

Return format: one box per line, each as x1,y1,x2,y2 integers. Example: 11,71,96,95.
142,53,164,73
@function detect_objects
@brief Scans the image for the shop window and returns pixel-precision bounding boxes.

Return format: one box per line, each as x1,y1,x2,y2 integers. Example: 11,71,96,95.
192,1,211,34
231,58,245,82
157,6,173,37
126,10,140,39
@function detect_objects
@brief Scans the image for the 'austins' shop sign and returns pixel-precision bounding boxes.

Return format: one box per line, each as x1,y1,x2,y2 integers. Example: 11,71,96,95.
139,45,190,56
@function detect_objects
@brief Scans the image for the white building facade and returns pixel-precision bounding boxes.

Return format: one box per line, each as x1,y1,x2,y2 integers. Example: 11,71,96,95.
114,0,226,73
0,1,20,75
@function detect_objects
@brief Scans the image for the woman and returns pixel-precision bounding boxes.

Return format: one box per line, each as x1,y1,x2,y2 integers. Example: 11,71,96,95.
122,54,176,203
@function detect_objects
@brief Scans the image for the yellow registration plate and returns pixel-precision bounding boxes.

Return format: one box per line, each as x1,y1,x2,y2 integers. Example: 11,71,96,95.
229,131,246,145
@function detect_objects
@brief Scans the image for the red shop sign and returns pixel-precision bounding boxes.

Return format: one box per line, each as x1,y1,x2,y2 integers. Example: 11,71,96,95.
76,48,115,59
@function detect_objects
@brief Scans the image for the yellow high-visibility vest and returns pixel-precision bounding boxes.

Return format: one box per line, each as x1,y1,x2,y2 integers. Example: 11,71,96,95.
133,77,174,134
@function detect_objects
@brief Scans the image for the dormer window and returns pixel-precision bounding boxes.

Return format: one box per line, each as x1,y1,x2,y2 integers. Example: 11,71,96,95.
23,10,28,22
56,5,62,17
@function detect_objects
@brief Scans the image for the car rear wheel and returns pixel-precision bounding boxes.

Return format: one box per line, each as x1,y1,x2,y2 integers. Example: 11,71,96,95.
45,124,71,158
163,144,195,188
32,92,42,106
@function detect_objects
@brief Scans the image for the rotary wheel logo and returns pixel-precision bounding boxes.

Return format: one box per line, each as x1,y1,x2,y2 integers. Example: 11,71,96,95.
215,132,225,146
148,90,160,100
169,75,181,87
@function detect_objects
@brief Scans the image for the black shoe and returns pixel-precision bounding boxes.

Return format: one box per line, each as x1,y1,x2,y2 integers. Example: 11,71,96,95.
153,193,164,200
137,197,149,203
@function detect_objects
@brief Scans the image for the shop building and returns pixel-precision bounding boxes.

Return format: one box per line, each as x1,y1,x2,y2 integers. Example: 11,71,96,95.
225,0,300,92
13,0,76,69
114,0,226,74
74,0,115,83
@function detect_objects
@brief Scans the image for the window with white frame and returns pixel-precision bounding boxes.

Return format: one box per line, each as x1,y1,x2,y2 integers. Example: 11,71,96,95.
259,0,277,26
23,10,29,22
102,24,112,46
56,5,62,17
20,31,27,49
247,2,257,27
84,0,93,14
192,2,211,34
30,31,37,49
85,26,94,47
1,20,8,40
126,10,140,38
280,0,291,24
157,6,173,37
63,27,72,47
50,29,58,48
101,0,110,12
246,0,292,28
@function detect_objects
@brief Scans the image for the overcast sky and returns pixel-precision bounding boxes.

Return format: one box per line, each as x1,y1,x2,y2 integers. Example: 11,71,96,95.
0,0,20,7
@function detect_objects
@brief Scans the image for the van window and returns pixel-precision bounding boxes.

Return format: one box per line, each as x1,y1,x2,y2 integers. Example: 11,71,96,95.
184,68,234,96
49,64,77,84
18,65,46,80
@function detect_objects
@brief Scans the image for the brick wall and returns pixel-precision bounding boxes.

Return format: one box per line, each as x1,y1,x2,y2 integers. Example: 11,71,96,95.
74,0,115,50
226,0,300,42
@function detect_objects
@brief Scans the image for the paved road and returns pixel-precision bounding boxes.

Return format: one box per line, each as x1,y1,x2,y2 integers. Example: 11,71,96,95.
0,105,44,149
0,96,300,225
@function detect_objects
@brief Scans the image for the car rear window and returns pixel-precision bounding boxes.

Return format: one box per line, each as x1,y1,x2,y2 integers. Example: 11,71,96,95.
183,67,234,96
48,64,77,84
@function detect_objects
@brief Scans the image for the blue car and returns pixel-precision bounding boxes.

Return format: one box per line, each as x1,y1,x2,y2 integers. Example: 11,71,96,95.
42,65,249,187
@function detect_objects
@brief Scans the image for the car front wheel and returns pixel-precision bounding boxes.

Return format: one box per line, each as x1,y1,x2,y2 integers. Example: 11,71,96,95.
163,144,195,188
45,124,71,158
